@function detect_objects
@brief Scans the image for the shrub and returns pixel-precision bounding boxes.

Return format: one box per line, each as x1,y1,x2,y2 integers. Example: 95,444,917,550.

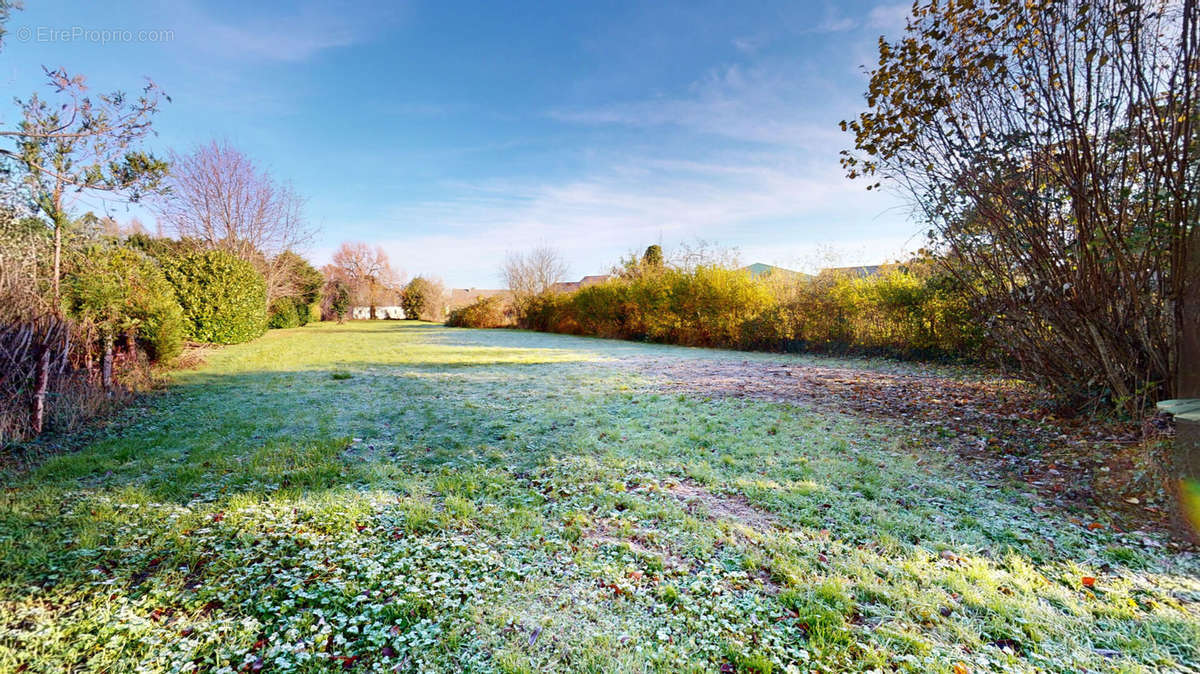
510,259,979,361
401,277,434,320
569,281,632,337
521,292,576,333
446,295,508,328
164,250,267,344
63,244,185,363
322,278,351,322
275,252,323,326
125,233,204,260
267,297,301,329
263,252,322,328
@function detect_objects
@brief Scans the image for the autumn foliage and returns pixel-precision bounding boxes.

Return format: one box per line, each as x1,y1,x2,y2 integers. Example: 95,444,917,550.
841,0,1199,412
520,262,979,359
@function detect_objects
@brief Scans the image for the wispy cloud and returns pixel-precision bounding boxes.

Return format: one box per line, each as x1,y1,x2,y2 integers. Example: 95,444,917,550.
307,1,921,287
320,150,919,287
866,3,912,31
172,1,392,62
550,64,850,149
732,35,768,53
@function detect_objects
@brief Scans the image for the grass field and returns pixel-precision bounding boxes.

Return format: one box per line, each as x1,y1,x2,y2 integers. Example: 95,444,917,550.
1,321,1197,673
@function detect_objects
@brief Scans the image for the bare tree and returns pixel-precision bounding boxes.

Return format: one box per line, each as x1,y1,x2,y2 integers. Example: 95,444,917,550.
502,246,568,315
842,0,1198,414
667,238,741,272
158,141,314,302
325,242,402,318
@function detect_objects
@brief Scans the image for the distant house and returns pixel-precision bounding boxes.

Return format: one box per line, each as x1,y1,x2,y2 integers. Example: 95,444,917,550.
351,306,405,319
818,265,885,279
550,274,612,293
579,274,611,287
740,262,889,282
741,263,810,280
447,288,512,313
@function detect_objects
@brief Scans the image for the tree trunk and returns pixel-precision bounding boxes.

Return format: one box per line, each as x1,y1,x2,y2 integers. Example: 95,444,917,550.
30,341,50,435
51,188,64,302
101,333,114,392
52,220,62,302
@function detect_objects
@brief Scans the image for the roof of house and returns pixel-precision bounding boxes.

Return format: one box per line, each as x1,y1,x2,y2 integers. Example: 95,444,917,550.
579,274,611,287
741,263,809,279
447,288,511,309
550,274,612,294
819,265,884,278
550,281,581,293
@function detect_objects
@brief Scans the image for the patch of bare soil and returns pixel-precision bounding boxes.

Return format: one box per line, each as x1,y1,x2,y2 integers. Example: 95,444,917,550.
625,355,1171,535
666,481,779,534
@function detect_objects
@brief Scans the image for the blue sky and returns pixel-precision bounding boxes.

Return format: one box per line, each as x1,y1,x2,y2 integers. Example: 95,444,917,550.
2,0,920,287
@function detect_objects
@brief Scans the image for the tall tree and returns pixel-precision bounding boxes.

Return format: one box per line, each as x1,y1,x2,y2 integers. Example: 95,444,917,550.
0,68,168,301
325,242,401,318
158,141,314,303
841,0,1199,414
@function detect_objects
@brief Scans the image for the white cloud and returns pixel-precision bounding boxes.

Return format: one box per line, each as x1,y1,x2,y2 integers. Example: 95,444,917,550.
315,151,919,288
172,1,391,62
305,4,922,287
732,35,768,53
549,64,850,149
866,3,912,32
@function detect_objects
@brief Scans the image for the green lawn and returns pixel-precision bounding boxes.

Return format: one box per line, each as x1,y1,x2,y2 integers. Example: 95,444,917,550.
1,321,1197,673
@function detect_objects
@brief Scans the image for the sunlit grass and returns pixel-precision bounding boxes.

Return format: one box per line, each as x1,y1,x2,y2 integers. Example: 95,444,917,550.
0,320,1196,672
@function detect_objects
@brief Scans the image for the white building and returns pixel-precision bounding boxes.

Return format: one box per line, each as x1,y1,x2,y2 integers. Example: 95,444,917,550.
350,306,405,320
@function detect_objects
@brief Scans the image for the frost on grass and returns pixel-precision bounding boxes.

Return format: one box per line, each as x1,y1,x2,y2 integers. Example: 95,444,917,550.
0,321,1197,673
666,481,779,534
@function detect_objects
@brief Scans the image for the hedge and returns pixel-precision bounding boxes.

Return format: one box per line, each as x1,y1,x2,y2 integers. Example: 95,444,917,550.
518,262,980,360
164,250,268,344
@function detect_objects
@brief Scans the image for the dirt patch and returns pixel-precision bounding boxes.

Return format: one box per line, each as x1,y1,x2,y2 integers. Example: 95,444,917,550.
584,518,689,570
626,356,1169,535
666,481,779,533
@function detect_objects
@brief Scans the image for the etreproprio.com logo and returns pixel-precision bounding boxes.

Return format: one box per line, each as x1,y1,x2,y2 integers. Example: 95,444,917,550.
14,26,175,44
